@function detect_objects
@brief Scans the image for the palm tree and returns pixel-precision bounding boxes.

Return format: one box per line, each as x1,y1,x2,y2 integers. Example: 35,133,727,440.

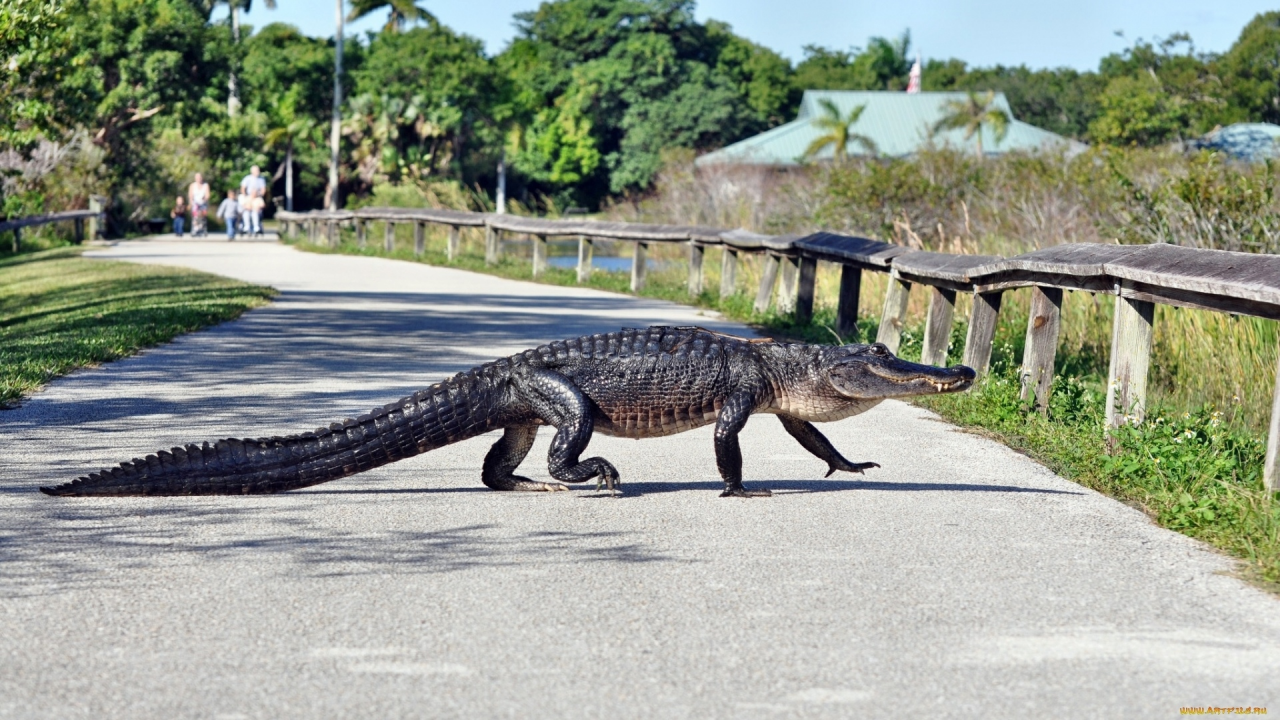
265,87,318,211
204,0,277,116
347,0,433,33
803,100,878,163
933,90,1011,157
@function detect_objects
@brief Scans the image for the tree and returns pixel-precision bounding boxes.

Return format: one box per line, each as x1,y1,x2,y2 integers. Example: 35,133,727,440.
792,31,911,92
803,99,876,163
350,22,498,188
201,0,277,116
264,86,318,210
498,0,783,206
0,0,74,147
347,0,432,33
1217,12,1280,124
924,61,1107,140
933,90,1011,156
1088,73,1189,146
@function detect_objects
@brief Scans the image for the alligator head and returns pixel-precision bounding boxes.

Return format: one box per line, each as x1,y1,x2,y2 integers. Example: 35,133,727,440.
826,342,976,399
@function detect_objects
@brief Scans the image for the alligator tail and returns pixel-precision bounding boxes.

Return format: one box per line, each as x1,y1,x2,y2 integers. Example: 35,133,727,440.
41,369,507,497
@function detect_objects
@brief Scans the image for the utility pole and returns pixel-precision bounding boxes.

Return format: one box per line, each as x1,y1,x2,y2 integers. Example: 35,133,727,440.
328,0,343,211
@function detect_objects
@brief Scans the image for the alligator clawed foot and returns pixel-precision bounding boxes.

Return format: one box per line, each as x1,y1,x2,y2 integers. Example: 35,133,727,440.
594,471,622,496
824,461,880,478
720,486,773,498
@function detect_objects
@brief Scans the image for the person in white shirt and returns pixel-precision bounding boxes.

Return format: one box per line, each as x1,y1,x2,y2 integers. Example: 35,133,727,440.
187,173,211,236
239,165,267,235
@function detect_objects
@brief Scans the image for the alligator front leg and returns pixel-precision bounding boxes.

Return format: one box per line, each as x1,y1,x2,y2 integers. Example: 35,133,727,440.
777,415,880,477
482,426,568,491
512,367,621,493
715,391,771,497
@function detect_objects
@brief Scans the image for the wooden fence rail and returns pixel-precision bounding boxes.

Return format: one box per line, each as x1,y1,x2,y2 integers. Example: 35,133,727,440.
277,206,1280,492
0,205,105,253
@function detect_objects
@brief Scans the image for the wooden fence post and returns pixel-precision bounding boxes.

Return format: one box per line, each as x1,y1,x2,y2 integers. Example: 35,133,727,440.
577,236,592,283
875,270,912,353
795,257,818,323
12,225,20,253
1266,335,1280,492
720,248,739,298
921,286,957,366
1105,293,1155,427
89,196,104,240
1020,286,1063,411
687,242,704,295
631,241,648,291
962,291,1004,379
356,220,367,247
532,234,548,278
836,265,862,341
414,222,425,255
753,254,781,313
327,220,337,247
447,225,460,261
777,256,800,313
383,221,395,252
485,226,500,265
74,218,84,244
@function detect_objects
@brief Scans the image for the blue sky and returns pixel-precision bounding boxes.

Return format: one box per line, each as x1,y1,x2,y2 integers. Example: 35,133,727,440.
219,1,1274,71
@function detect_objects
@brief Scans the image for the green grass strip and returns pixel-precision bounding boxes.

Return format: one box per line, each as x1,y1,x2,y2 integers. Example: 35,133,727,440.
0,247,275,406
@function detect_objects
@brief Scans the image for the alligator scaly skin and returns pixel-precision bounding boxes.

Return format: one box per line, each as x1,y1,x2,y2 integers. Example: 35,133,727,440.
41,326,975,498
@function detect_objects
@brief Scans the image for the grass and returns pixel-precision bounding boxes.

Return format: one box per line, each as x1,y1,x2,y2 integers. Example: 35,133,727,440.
0,247,276,406
288,224,1280,592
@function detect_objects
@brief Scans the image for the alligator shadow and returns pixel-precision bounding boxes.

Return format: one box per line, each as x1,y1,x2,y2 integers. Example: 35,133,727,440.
0,500,677,600
308,479,1084,497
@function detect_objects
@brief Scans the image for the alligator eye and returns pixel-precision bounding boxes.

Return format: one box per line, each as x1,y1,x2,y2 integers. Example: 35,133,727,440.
869,343,890,357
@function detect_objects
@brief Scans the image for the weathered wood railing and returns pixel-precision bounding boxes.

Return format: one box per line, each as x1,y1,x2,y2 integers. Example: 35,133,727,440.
276,206,1280,491
0,204,105,252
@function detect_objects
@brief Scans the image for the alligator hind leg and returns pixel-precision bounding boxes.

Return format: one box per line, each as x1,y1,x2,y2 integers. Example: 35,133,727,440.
778,415,879,477
482,426,567,492
512,367,621,493
715,391,772,498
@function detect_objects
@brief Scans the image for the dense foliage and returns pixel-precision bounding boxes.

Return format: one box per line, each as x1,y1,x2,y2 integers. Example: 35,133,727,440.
5,2,1280,227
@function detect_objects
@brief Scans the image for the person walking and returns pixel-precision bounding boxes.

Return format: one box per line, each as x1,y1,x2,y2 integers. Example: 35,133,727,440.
170,196,187,237
240,165,267,236
188,173,211,237
216,190,240,241
248,192,266,237
237,189,252,236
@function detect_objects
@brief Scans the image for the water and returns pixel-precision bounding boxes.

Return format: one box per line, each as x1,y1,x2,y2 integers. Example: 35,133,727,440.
547,256,633,273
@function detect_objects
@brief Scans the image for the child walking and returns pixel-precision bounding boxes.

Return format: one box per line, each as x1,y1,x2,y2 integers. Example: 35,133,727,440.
216,190,240,240
170,196,186,236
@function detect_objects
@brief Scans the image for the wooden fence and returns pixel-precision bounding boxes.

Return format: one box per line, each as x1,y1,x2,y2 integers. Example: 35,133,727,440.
0,199,106,252
276,206,1280,492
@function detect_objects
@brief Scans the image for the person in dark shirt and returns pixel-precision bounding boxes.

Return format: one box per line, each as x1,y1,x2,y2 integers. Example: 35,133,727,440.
170,196,186,236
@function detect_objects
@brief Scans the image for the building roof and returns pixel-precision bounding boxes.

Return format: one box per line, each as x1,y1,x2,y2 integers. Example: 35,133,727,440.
696,90,1084,167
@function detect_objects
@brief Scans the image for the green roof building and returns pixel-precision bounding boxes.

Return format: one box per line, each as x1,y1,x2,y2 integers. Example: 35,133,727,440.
696,90,1084,166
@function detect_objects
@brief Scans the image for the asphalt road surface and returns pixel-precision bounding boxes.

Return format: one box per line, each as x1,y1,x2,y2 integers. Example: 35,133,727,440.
2,238,1278,719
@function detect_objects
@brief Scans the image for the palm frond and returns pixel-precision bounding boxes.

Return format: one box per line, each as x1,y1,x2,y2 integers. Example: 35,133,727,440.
803,136,835,160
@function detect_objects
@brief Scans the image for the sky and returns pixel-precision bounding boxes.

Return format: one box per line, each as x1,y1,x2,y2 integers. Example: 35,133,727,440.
218,1,1275,72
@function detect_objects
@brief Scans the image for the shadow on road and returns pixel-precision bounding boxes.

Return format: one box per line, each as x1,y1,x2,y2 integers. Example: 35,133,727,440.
0,501,678,599
307,478,1084,496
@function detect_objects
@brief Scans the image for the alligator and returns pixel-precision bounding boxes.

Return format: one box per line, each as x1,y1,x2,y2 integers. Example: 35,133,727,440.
41,326,975,498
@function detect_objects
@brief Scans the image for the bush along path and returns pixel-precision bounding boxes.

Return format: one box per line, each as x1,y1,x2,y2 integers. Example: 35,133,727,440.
0,247,275,407
289,231,1280,592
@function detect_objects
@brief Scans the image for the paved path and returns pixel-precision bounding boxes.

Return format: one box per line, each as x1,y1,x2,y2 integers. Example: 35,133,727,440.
3,238,1278,719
